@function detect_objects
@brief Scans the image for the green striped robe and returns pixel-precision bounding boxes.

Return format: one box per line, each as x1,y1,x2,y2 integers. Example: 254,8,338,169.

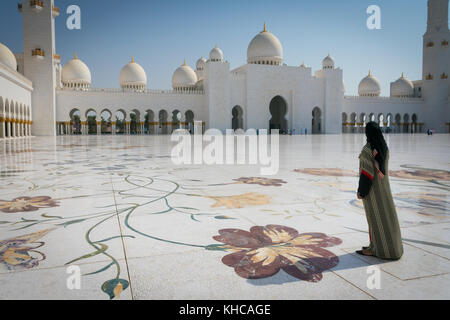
359,143,403,260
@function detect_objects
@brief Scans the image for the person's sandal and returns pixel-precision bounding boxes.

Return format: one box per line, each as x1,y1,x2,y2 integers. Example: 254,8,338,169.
356,249,374,256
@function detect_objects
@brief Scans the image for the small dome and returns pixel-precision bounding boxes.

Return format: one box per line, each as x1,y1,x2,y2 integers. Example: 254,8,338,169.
196,56,206,70
172,60,198,90
358,71,381,97
119,57,147,90
209,45,223,62
0,42,17,70
391,73,414,97
247,23,283,65
61,53,91,88
322,54,335,69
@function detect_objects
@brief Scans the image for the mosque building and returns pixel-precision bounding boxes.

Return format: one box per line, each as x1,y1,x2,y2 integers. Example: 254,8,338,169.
0,0,449,138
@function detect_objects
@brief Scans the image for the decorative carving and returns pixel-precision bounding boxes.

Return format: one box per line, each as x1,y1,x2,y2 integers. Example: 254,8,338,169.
442,40,449,46
441,73,448,79
426,73,433,80
426,41,434,48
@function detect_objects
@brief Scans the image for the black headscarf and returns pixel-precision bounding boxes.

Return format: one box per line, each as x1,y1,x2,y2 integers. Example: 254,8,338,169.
365,121,388,175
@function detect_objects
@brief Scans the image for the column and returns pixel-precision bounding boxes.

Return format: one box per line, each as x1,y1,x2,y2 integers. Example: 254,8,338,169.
167,122,172,135
12,118,16,138
111,121,116,135
125,120,130,135
0,115,5,138
97,121,102,135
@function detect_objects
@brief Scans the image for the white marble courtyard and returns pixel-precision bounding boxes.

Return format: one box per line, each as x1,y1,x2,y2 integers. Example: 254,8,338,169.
0,134,449,300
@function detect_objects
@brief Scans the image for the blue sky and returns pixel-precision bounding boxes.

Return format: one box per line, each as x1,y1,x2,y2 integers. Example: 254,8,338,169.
0,0,442,95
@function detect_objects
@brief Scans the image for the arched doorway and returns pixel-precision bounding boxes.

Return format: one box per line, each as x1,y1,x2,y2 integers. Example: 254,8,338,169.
360,113,367,133
232,105,244,130
412,114,418,133
350,112,357,133
386,114,392,133
378,114,384,131
269,96,287,133
342,113,347,133
115,110,126,134
311,107,322,134
172,110,181,132
403,114,410,133
130,110,140,134
159,110,168,134
70,109,81,134
100,109,112,134
395,113,401,133
86,109,97,134
144,110,155,134
185,110,194,133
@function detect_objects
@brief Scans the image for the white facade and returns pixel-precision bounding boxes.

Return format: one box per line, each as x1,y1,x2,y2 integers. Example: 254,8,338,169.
0,0,449,138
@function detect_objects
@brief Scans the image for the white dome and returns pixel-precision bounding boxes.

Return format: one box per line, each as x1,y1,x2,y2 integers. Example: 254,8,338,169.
0,42,17,70
61,53,91,88
172,61,198,89
322,54,335,69
119,58,147,89
209,46,223,62
247,23,283,65
358,71,381,97
391,73,414,97
196,56,206,70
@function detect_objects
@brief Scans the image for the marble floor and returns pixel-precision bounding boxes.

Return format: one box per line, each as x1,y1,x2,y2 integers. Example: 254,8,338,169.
0,133,449,300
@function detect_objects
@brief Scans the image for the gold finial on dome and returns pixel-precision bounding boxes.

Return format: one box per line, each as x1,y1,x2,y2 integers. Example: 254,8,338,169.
74,52,78,60
263,22,267,32
368,69,371,76
131,56,134,63
401,72,404,78
183,59,186,66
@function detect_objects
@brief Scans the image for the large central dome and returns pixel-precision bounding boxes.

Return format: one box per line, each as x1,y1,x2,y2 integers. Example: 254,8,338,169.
119,57,147,90
247,23,283,65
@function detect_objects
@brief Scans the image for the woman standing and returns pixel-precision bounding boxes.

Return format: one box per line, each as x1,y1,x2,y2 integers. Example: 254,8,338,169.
357,122,403,260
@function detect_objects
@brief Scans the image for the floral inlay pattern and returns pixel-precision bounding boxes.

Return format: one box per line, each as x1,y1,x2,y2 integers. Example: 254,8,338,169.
233,177,287,187
389,168,450,181
212,224,342,282
0,229,53,271
294,168,357,177
206,192,271,209
0,196,60,213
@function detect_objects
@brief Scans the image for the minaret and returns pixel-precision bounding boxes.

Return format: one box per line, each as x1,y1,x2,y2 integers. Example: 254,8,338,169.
20,0,58,136
422,0,450,132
